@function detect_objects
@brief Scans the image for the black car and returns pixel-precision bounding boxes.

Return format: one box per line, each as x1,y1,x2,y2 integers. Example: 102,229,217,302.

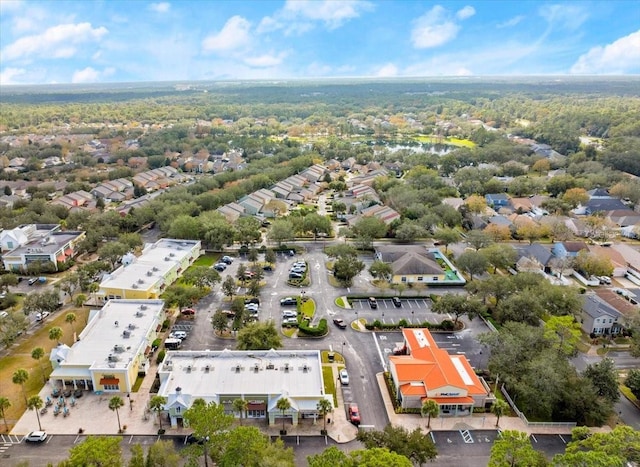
186,434,205,445
244,297,260,305
392,297,402,307
333,319,347,329
262,264,273,271
289,272,303,279
280,297,297,306
73,389,83,398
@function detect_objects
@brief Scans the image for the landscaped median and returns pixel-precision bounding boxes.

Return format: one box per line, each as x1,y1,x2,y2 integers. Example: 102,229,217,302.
280,296,329,338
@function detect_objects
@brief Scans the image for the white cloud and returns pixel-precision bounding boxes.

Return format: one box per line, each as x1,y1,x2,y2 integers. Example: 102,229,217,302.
202,16,252,53
374,63,398,77
497,15,524,28
2,23,108,61
411,5,460,49
149,2,170,13
571,30,640,74
539,4,588,31
243,52,288,68
456,6,475,20
0,67,26,85
1,0,24,13
72,67,100,83
258,0,372,35
71,66,115,83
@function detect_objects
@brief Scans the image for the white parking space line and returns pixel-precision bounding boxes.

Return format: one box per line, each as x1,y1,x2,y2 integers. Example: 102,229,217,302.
372,333,387,371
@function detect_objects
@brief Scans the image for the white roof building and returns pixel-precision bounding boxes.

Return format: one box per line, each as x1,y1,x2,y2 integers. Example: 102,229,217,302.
157,349,331,427
49,299,165,393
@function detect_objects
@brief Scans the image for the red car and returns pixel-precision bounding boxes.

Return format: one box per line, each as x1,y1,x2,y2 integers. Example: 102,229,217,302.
181,308,196,316
348,403,360,425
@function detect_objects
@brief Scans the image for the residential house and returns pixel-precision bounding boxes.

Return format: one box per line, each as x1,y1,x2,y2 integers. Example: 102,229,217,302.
585,189,628,215
388,328,492,413
157,349,331,428
610,243,640,283
238,195,264,216
587,245,627,277
514,244,554,274
216,203,245,223
580,294,623,336
485,193,510,208
552,241,589,258
49,299,165,393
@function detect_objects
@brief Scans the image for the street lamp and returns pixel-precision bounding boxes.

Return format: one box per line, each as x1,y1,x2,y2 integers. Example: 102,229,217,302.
411,310,414,323
342,341,345,361
204,435,210,467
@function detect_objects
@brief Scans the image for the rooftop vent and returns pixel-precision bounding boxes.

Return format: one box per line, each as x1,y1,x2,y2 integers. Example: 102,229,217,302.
186,365,192,373
122,330,131,338
152,267,159,272
169,252,175,257
140,304,148,310
302,364,309,373
108,354,119,362
284,363,290,373
113,345,125,353
266,363,275,370
164,257,170,261
235,365,241,373
137,279,144,284
204,365,210,373
146,271,153,277
128,323,136,330
108,362,116,368
131,284,138,289
135,311,144,318
254,363,260,373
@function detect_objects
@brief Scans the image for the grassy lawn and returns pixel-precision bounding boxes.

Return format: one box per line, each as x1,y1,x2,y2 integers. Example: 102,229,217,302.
299,298,315,319
0,306,90,429
281,326,297,338
321,366,338,407
192,254,217,267
412,135,476,148
335,297,345,308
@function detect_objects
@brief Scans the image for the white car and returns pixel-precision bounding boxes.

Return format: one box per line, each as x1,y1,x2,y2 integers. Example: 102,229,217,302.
0,311,8,319
169,331,187,340
339,369,349,386
25,431,47,442
35,311,50,322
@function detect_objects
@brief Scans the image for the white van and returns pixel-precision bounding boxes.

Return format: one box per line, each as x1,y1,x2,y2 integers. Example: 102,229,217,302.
164,338,182,350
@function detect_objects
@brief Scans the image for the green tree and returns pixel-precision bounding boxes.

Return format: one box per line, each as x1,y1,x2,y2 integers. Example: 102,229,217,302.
167,215,203,240
268,219,295,246
232,398,248,425
182,266,221,290
543,316,582,356
562,187,589,208
481,243,517,273
317,398,333,434
432,293,486,327
491,400,509,427
433,227,461,253
98,241,129,269
307,446,350,467
276,397,291,433
583,358,620,403
421,399,439,429
218,426,294,467
0,397,11,432
145,439,181,467
149,395,167,431
489,430,548,467
625,369,640,399
554,425,640,466
128,444,144,467
109,396,125,432
202,212,237,250
264,249,277,265
369,260,393,280
236,321,282,350
302,213,332,240
325,243,358,259
65,435,123,467
356,424,437,465
333,255,365,287
12,368,29,404
456,250,489,281
27,395,43,431
211,311,229,335
74,294,87,307
49,326,63,345
31,347,47,383
353,216,387,249
183,399,234,465
235,217,262,245
466,230,493,251
222,275,236,300
65,312,77,338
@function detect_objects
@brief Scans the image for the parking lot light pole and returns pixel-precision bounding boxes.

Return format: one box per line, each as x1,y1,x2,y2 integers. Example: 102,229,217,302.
411,310,414,324
342,342,345,360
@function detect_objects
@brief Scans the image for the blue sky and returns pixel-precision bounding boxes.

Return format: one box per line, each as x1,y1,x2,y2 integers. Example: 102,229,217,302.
1,0,639,85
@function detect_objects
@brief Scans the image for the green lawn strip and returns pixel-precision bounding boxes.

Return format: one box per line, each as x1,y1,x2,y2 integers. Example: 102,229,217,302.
620,385,640,409
321,366,338,407
192,254,217,267
335,297,345,308
281,326,297,338
299,298,315,319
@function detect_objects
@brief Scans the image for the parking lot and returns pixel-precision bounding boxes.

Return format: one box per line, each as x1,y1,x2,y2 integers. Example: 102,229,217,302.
348,297,448,325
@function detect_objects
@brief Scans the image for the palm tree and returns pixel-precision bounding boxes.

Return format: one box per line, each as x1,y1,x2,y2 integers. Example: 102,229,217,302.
109,396,125,432
491,399,509,427
232,398,248,425
31,347,47,383
421,399,439,429
48,327,63,345
149,395,167,430
0,397,11,432
27,396,44,431
276,397,291,434
65,313,77,339
316,398,333,434
88,282,99,305
12,368,29,404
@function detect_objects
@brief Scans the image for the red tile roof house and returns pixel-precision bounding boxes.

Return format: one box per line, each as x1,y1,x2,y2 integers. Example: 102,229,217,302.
388,328,493,414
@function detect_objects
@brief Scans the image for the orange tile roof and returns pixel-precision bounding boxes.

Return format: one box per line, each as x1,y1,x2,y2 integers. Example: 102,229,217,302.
422,396,474,405
391,328,488,397
399,383,427,396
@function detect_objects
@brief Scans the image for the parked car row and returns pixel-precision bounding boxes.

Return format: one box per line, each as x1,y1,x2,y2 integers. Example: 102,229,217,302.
213,255,234,271
289,260,307,279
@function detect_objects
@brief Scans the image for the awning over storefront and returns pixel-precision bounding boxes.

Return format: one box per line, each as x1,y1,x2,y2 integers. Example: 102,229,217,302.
99,378,120,385
422,396,474,405
65,248,74,256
